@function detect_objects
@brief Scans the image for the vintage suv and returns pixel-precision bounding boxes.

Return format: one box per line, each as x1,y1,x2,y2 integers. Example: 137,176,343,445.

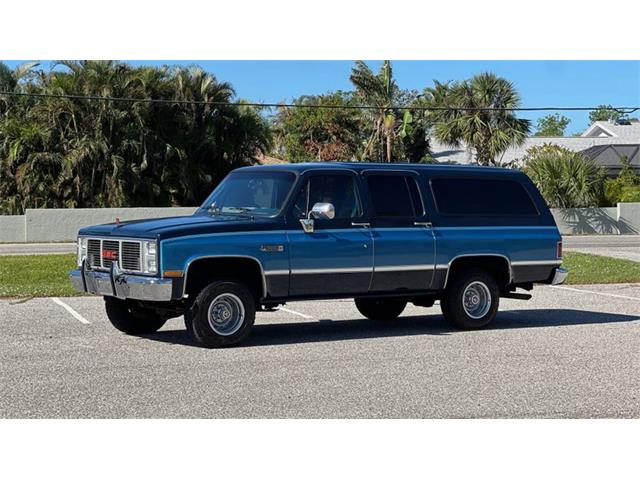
71,162,567,347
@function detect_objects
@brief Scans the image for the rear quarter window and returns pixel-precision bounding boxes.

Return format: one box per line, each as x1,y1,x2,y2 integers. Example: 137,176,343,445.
430,177,539,216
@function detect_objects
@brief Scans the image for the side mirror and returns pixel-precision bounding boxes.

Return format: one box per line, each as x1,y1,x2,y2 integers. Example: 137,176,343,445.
309,202,335,220
299,202,335,233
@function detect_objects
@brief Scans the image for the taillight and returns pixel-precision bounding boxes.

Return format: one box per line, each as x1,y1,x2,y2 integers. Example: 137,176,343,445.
557,241,563,259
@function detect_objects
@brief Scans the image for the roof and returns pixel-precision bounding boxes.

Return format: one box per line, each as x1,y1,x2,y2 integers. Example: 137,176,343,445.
581,121,640,141
238,161,522,176
580,144,640,171
431,120,640,166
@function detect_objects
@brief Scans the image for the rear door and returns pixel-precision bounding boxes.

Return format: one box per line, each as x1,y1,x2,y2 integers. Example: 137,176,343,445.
364,170,436,292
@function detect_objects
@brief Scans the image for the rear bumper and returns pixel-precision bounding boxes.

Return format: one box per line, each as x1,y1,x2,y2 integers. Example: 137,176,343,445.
550,267,568,285
70,262,173,301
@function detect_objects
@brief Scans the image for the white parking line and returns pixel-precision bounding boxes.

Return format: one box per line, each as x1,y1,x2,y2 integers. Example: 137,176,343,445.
550,285,640,302
50,297,91,324
278,306,313,319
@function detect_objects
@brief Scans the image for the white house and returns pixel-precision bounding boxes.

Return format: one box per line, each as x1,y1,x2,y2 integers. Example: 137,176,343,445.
431,119,640,174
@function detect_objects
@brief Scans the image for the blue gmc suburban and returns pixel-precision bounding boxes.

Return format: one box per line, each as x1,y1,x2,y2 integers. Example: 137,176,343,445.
71,162,567,347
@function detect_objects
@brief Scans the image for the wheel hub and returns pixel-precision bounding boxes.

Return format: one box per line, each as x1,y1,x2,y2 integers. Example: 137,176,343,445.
462,281,491,319
207,293,245,336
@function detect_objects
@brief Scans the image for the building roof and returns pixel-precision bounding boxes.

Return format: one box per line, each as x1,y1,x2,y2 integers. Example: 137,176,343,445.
580,144,640,173
432,120,640,166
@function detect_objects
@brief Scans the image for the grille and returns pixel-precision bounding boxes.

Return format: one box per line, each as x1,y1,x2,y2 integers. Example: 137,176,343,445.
121,241,141,271
85,238,143,272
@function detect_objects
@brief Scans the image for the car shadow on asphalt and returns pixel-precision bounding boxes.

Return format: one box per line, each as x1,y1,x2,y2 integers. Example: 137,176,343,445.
139,308,639,348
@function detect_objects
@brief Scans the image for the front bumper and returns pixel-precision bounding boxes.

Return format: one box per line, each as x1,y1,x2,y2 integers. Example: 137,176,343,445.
70,261,173,301
550,267,569,285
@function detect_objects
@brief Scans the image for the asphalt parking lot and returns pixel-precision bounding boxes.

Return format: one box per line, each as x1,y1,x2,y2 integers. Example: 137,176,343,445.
1,284,639,418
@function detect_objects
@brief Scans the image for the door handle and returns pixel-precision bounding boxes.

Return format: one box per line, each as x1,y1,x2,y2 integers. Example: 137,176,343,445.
414,221,433,228
351,222,371,228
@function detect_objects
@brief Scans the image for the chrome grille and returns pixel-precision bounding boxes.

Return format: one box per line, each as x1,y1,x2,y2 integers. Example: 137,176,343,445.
121,241,141,271
87,239,101,268
101,240,119,269
84,238,143,273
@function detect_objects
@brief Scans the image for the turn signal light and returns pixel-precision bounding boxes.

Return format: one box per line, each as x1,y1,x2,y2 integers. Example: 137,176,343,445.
163,270,184,278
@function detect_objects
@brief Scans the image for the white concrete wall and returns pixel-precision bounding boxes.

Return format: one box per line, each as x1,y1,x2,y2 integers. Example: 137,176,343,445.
24,207,196,242
2,204,640,241
551,203,640,235
0,215,26,242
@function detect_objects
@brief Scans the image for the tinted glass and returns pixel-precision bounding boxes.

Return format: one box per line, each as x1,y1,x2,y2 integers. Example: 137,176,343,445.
201,171,295,216
431,178,539,216
367,175,423,217
292,174,361,220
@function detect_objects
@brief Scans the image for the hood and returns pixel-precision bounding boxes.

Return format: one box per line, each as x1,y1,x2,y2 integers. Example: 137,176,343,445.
78,213,283,240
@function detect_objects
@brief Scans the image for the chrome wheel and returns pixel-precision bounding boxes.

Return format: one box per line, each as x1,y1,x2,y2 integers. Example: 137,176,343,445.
462,281,491,319
207,293,245,336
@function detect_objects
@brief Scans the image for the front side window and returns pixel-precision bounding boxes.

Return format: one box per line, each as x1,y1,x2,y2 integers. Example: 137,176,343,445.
200,171,295,217
291,174,362,220
430,178,539,216
367,175,423,218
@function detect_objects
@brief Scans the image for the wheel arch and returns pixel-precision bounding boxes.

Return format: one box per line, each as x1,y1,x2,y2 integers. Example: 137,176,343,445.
182,255,268,301
444,254,512,289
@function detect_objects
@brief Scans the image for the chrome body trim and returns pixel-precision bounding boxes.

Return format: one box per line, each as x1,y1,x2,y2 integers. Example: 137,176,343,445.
551,267,569,285
511,260,563,266
291,267,372,275
374,264,434,272
70,264,173,301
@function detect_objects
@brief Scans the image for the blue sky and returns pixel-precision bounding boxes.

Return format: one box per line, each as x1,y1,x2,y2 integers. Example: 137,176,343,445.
3,60,639,133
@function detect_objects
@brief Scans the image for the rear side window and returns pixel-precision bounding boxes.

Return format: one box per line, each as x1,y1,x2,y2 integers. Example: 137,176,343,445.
367,175,423,217
430,178,539,216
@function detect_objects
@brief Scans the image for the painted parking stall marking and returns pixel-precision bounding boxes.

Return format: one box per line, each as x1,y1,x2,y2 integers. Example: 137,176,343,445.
550,285,640,302
278,306,313,319
50,297,91,324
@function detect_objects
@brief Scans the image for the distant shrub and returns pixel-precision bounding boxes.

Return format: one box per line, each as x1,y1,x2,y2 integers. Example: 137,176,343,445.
604,156,640,205
522,144,606,208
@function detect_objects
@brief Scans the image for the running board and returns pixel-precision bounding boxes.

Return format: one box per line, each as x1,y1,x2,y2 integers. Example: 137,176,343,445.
500,292,532,300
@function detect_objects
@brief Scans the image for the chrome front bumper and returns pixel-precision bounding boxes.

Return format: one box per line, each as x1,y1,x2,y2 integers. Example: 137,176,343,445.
70,261,173,301
551,267,568,285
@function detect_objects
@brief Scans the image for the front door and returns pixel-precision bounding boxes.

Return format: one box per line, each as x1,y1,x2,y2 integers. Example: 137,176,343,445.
286,171,373,297
363,171,436,292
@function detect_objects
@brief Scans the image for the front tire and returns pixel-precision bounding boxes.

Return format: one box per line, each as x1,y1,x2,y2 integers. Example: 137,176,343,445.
440,268,499,329
104,297,168,334
185,280,255,348
355,297,407,321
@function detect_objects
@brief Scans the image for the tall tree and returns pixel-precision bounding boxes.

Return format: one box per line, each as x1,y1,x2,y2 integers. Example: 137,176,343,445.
423,72,530,166
589,104,621,124
271,92,362,162
534,114,570,136
0,61,271,214
349,61,413,162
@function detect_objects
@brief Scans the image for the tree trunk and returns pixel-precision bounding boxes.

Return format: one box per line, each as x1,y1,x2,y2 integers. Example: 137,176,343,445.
386,133,392,163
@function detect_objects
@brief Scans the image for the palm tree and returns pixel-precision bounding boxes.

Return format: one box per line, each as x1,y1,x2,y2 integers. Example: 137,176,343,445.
350,60,406,162
523,145,606,208
424,72,530,166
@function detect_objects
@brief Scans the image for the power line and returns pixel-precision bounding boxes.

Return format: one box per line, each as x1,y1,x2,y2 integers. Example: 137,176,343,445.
0,90,638,114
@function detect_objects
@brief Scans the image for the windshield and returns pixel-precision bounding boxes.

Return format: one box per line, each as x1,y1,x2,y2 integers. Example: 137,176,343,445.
200,171,296,217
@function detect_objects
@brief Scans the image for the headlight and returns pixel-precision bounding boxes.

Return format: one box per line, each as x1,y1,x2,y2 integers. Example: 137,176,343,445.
77,237,87,267
142,240,157,274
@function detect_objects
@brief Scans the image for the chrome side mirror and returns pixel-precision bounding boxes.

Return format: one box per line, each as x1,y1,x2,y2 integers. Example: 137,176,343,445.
299,202,335,233
310,202,335,220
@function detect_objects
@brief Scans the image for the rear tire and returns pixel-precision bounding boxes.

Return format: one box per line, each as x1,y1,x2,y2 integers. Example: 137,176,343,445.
440,268,499,329
104,297,168,334
185,280,255,348
355,297,407,321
